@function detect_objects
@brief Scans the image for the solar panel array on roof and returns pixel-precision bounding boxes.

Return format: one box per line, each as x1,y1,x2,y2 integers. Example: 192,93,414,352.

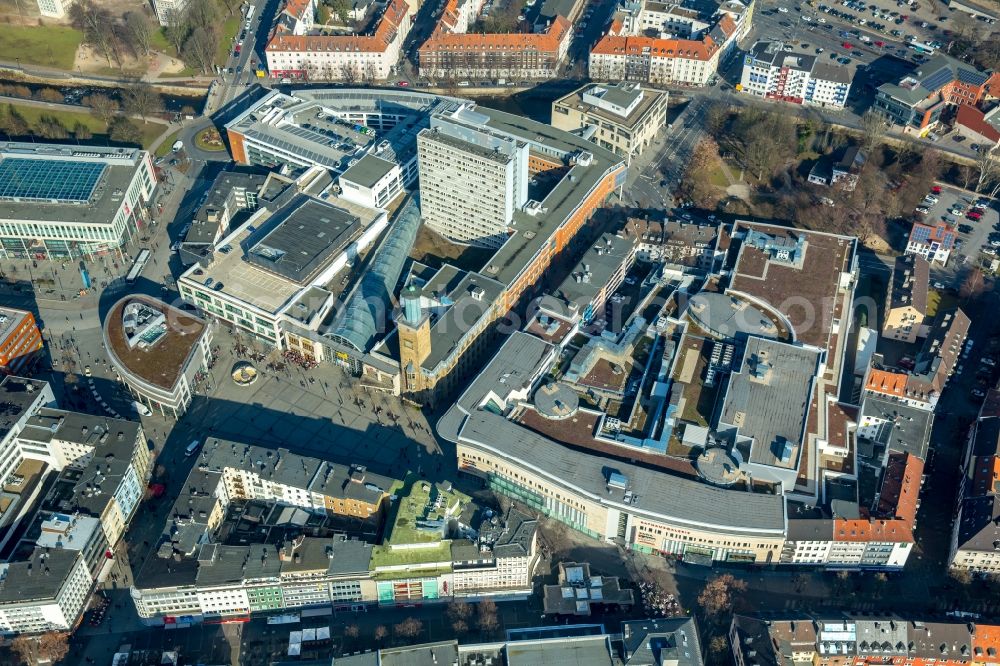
920,66,954,93
245,129,342,169
0,158,107,204
957,68,989,86
911,225,932,243
284,125,341,148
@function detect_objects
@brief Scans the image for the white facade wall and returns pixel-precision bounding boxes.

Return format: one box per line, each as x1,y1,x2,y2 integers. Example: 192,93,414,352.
265,11,410,81
339,164,404,209
906,240,952,266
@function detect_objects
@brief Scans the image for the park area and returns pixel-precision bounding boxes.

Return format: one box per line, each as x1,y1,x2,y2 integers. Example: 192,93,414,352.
0,101,166,149
0,25,82,70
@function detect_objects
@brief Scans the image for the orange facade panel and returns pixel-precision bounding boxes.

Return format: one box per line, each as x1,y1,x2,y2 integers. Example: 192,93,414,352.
0,311,42,375
228,130,248,164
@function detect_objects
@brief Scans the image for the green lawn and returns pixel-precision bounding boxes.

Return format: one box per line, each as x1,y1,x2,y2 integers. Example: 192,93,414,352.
0,101,166,149
149,28,176,56
6,104,104,135
0,25,83,70
155,129,183,157
215,17,241,67
708,165,730,188
135,121,168,149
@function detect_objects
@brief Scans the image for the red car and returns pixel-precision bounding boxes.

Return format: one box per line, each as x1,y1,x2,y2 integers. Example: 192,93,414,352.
396,80,409,87
843,41,854,49
932,185,942,194
874,40,885,47
968,211,983,221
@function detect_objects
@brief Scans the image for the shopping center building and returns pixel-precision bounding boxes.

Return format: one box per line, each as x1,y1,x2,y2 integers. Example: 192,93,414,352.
0,142,155,260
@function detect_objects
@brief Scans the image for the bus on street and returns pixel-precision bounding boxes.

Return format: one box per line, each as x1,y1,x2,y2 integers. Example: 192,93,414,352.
125,249,151,285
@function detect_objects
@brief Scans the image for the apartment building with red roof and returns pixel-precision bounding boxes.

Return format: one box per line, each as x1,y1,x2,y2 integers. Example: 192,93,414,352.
589,10,740,86
418,0,571,81
265,0,412,80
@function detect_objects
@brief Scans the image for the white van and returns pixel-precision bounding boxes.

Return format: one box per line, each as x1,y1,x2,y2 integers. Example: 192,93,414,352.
132,401,152,417
184,440,201,457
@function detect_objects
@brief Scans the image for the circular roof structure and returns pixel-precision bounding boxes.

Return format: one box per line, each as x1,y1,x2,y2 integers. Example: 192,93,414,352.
533,381,580,420
695,447,744,487
688,292,781,340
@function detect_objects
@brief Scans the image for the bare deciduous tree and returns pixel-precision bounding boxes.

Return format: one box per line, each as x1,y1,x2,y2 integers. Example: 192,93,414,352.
477,598,500,635
123,80,162,123
697,574,748,618
84,93,121,125
394,617,423,639
124,11,153,57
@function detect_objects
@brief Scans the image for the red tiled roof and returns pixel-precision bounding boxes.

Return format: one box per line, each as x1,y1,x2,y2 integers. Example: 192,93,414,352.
267,0,408,53
420,16,570,53
956,104,1000,144
590,34,719,61
876,451,924,524
865,369,908,398
284,0,312,21
908,221,958,249
717,12,737,37
834,518,912,543
835,452,923,543
974,623,1000,662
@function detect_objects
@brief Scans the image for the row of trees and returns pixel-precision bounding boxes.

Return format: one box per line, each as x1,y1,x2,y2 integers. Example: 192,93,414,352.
341,599,501,650
0,99,145,144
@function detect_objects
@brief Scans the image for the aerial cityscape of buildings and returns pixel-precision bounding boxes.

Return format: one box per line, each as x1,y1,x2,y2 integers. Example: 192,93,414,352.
8,0,1000,660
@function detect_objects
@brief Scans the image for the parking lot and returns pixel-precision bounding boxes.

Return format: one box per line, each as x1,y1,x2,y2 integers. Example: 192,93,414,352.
911,184,1000,281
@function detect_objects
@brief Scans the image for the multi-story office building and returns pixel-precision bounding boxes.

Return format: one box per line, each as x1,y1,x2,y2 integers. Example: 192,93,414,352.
0,307,42,376
873,54,992,135
440,332,789,564
338,154,405,209
225,88,437,188
178,171,387,347
551,82,668,161
0,143,155,260
0,377,151,635
417,119,529,248
739,41,853,109
103,295,214,418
